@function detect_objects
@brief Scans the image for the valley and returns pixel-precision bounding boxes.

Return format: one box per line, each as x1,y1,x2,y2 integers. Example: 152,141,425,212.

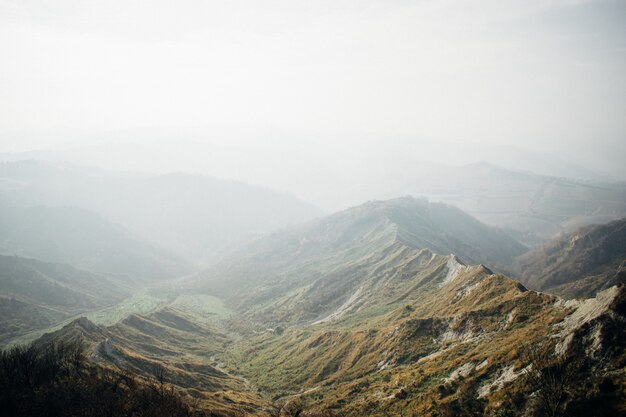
2,194,624,416
2,2,626,415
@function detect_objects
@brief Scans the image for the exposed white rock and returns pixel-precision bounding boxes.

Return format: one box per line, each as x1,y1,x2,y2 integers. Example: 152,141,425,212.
455,280,482,299
501,308,518,330
386,326,400,338
476,359,490,371
440,255,467,287
554,286,620,355
313,286,363,324
438,328,478,343
438,315,481,343
377,350,395,370
445,362,475,383
417,349,444,364
477,365,530,398
588,323,603,355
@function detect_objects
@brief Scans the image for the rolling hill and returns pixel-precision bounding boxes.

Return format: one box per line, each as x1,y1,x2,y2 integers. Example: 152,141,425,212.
0,160,323,262
395,161,626,247
0,254,135,343
32,241,625,416
512,218,626,299
0,204,193,279
189,197,526,324
3,195,624,416
34,298,267,415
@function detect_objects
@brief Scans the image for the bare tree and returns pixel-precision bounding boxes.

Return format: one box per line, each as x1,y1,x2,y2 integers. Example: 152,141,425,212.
522,344,577,417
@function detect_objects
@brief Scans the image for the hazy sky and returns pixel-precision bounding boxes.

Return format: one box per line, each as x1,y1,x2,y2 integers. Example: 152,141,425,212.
1,0,625,170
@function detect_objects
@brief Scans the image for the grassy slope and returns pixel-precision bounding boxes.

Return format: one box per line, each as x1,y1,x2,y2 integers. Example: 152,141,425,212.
512,218,626,298
0,254,137,343
221,267,623,416
37,293,267,415
10,198,624,415
29,253,625,416
221,257,546,393
191,197,525,325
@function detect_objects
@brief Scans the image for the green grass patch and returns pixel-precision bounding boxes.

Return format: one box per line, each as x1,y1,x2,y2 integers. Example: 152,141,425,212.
85,293,167,325
170,294,233,322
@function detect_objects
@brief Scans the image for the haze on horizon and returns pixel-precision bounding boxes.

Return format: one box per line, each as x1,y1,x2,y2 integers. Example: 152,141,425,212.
1,0,625,205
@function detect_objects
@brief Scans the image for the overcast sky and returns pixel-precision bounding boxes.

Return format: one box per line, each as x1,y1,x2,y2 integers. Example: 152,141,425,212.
1,0,625,177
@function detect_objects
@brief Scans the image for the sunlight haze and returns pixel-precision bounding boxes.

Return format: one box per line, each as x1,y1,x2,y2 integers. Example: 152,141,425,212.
1,0,625,180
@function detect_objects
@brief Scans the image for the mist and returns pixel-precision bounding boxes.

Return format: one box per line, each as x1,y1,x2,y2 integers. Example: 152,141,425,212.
2,2,626,416
1,0,626,186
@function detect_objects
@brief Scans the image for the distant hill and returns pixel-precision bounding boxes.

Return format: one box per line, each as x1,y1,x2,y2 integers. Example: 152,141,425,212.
190,197,526,323
0,160,323,262
512,218,626,299
2,158,624,250
0,255,134,343
392,161,626,247
0,204,192,279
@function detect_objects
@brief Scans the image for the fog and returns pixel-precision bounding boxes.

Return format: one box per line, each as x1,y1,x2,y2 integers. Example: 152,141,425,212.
1,0,626,209
2,5,626,411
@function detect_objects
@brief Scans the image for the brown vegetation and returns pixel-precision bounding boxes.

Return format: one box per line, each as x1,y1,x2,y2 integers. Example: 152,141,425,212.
0,339,205,417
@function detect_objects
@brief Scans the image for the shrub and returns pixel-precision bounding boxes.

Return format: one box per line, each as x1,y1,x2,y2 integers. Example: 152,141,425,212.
0,339,203,417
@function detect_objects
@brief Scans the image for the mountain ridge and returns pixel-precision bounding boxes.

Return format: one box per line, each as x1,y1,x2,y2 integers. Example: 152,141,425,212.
2,192,625,416
0,254,136,344
512,217,626,298
0,160,323,263
188,197,526,325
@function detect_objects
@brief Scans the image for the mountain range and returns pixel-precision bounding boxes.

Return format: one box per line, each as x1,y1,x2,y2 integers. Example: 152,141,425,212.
0,204,192,279
188,197,526,324
0,160,322,263
0,161,624,416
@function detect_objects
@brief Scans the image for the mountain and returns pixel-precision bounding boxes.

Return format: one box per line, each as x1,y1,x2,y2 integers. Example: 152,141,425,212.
18,195,624,416
0,254,134,343
1,128,613,181
34,300,266,415
0,160,323,262
34,244,625,416
185,196,624,415
512,218,626,299
392,161,626,247
219,272,625,417
0,204,192,279
4,140,626,249
188,197,527,323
